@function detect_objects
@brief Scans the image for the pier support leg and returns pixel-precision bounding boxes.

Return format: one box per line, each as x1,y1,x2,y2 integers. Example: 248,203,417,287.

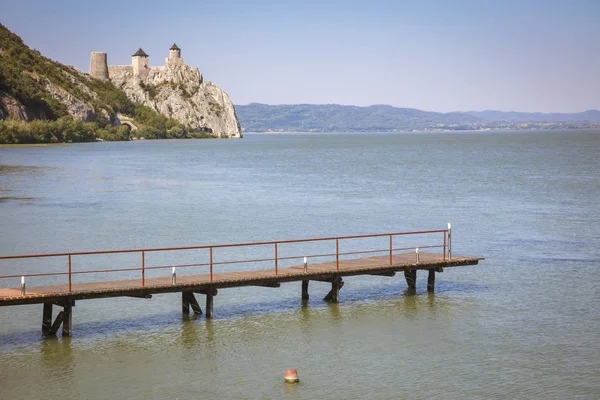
63,303,72,337
50,312,65,335
324,276,344,303
182,292,190,316
42,303,53,334
206,290,214,319
182,292,202,316
189,294,202,315
46,301,74,337
427,270,435,293
302,280,309,300
404,270,417,290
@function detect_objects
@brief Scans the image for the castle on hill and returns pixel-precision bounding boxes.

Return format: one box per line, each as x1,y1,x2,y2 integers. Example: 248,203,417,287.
85,43,240,138
89,43,189,81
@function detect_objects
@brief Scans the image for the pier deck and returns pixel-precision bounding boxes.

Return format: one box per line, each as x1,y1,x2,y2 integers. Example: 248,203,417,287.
0,227,483,336
0,252,480,306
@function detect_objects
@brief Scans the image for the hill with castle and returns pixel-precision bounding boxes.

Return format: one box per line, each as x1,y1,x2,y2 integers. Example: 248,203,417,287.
0,24,241,143
89,45,241,138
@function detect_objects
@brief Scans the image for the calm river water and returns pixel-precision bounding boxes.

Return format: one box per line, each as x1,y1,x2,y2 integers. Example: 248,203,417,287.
0,131,599,399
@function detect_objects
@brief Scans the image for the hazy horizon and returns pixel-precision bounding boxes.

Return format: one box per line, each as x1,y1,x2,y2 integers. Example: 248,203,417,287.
233,102,599,114
2,0,599,114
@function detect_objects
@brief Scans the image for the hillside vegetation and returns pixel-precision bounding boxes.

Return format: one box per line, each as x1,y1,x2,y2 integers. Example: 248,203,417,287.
0,24,208,143
235,103,477,132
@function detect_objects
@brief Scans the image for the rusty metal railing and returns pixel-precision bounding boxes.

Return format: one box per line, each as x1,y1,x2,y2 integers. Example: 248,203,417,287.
0,226,452,294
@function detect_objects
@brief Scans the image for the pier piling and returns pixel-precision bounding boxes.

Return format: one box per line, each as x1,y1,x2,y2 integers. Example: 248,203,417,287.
182,292,190,315
404,270,417,290
324,276,344,303
301,280,309,300
63,302,72,337
42,301,74,337
205,288,215,318
427,270,436,292
182,292,202,316
42,303,52,334
49,311,64,335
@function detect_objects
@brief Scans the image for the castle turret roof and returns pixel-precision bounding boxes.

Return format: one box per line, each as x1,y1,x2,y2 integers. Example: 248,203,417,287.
170,43,180,51
132,48,148,57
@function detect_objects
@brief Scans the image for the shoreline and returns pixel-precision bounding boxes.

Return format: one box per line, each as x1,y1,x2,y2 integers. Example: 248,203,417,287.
242,127,600,134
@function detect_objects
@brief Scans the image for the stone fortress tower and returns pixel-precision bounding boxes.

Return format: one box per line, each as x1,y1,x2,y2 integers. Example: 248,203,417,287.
89,52,109,81
131,48,150,78
166,43,183,66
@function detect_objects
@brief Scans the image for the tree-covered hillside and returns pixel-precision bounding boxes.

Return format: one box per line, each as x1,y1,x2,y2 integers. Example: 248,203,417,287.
235,104,600,132
235,103,479,132
0,24,208,143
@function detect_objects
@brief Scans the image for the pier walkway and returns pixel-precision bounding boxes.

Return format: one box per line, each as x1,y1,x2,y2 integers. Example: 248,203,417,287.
0,227,483,336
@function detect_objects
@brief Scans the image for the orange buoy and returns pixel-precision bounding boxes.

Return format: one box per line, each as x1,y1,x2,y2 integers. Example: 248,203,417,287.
284,369,299,383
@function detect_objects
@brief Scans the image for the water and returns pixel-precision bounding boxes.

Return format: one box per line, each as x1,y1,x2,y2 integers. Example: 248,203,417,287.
0,131,599,399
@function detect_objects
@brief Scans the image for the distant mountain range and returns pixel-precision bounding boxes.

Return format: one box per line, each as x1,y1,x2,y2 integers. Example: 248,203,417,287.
234,103,600,132
463,110,600,122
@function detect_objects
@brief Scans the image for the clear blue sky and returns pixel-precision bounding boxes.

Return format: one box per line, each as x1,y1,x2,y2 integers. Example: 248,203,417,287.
2,0,599,112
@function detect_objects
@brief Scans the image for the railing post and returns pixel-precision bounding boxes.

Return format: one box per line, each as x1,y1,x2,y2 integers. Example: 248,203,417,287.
336,238,339,271
141,251,145,287
68,255,72,292
389,234,393,266
448,222,452,260
443,231,447,261
210,247,213,282
21,276,26,296
274,243,278,276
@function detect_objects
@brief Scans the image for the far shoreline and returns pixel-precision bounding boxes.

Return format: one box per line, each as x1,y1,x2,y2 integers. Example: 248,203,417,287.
242,127,600,135
2,127,598,146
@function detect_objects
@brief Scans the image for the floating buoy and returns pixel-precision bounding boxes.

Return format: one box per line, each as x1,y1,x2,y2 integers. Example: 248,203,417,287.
284,369,299,383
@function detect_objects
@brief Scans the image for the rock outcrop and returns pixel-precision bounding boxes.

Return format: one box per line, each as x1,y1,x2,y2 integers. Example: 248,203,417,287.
109,63,242,138
0,23,242,140
0,93,33,120
44,81,97,122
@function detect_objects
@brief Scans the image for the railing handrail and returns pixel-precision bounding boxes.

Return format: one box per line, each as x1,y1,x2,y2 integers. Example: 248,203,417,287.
0,245,450,279
0,229,447,260
1,227,452,294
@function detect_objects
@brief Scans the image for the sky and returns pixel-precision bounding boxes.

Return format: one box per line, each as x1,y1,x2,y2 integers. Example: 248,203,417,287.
1,0,599,113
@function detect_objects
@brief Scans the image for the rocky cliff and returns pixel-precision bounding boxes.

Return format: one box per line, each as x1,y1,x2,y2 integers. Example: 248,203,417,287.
0,23,242,142
109,64,241,138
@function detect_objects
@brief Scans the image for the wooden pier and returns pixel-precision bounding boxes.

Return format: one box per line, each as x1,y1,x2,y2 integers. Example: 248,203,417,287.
0,227,483,337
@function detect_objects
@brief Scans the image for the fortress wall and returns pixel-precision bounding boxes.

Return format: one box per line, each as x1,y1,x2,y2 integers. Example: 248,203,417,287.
166,57,184,66
89,52,109,81
108,65,133,75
